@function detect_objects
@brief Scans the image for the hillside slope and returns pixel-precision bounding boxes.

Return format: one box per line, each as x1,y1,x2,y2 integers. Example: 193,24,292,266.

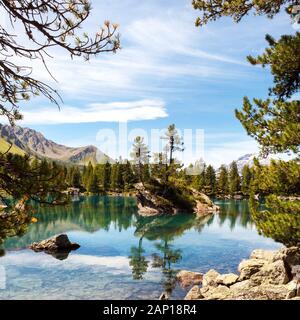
0,137,26,156
0,124,111,165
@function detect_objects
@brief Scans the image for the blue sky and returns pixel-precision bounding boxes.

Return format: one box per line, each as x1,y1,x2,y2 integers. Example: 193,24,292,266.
1,0,296,166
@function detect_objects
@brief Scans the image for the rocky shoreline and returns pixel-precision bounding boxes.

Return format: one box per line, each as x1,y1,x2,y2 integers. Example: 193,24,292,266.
180,247,300,300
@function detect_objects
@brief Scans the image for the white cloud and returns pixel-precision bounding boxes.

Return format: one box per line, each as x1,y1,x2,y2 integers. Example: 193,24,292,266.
204,139,259,168
11,1,256,104
18,99,168,125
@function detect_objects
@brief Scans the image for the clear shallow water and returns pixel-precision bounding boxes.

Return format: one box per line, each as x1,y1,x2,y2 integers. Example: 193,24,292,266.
0,196,282,300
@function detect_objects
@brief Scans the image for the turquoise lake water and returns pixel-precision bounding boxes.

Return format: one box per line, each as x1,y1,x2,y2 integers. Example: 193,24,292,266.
0,196,282,300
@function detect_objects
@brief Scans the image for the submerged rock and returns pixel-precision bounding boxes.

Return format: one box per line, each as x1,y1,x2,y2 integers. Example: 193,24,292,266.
159,292,169,300
176,270,203,288
184,247,300,300
29,234,80,254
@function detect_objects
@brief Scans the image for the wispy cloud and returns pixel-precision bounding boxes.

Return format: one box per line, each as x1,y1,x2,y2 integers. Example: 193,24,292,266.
18,99,168,125
204,139,259,167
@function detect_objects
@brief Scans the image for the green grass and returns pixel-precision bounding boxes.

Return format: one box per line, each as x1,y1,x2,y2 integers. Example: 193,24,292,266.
0,138,26,156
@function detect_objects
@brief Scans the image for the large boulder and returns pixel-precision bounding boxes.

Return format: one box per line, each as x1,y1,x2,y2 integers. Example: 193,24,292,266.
176,270,203,288
202,269,220,287
184,286,203,300
200,285,231,300
250,260,289,286
29,234,80,253
250,249,277,262
216,273,239,286
191,189,220,216
229,283,295,300
238,258,267,280
273,247,300,271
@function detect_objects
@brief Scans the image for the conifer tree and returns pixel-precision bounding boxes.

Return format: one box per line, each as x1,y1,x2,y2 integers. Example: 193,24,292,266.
87,174,100,194
204,165,216,195
229,161,241,195
122,161,136,191
241,165,252,196
72,167,82,189
102,162,111,192
161,124,184,183
131,137,150,184
217,165,229,195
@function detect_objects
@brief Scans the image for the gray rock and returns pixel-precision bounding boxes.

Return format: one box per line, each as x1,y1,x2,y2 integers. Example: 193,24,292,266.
238,259,266,280
29,234,80,253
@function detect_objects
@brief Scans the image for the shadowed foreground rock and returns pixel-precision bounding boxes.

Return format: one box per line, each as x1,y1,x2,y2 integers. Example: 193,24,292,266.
185,247,300,300
29,234,80,256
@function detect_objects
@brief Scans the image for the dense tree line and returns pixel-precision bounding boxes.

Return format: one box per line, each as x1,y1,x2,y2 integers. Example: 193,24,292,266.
187,160,299,198
3,154,296,200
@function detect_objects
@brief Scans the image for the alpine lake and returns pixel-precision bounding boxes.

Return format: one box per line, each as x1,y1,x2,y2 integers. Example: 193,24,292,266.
0,196,287,300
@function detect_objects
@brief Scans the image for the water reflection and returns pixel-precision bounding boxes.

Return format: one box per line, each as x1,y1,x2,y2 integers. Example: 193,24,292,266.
215,199,253,230
129,237,149,280
0,196,286,300
151,240,182,296
1,196,137,251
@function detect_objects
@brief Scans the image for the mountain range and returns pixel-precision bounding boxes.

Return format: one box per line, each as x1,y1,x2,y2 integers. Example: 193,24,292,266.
0,124,111,165
234,152,290,173
1,124,290,169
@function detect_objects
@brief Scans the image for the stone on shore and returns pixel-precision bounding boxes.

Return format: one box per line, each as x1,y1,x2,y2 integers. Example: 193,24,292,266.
250,249,277,262
176,270,203,288
184,285,203,300
202,269,220,287
184,247,300,300
238,258,267,280
201,285,231,300
249,260,289,285
216,273,239,286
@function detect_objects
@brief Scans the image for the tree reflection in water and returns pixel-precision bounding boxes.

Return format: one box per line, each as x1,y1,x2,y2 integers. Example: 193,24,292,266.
151,240,182,296
129,237,149,280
